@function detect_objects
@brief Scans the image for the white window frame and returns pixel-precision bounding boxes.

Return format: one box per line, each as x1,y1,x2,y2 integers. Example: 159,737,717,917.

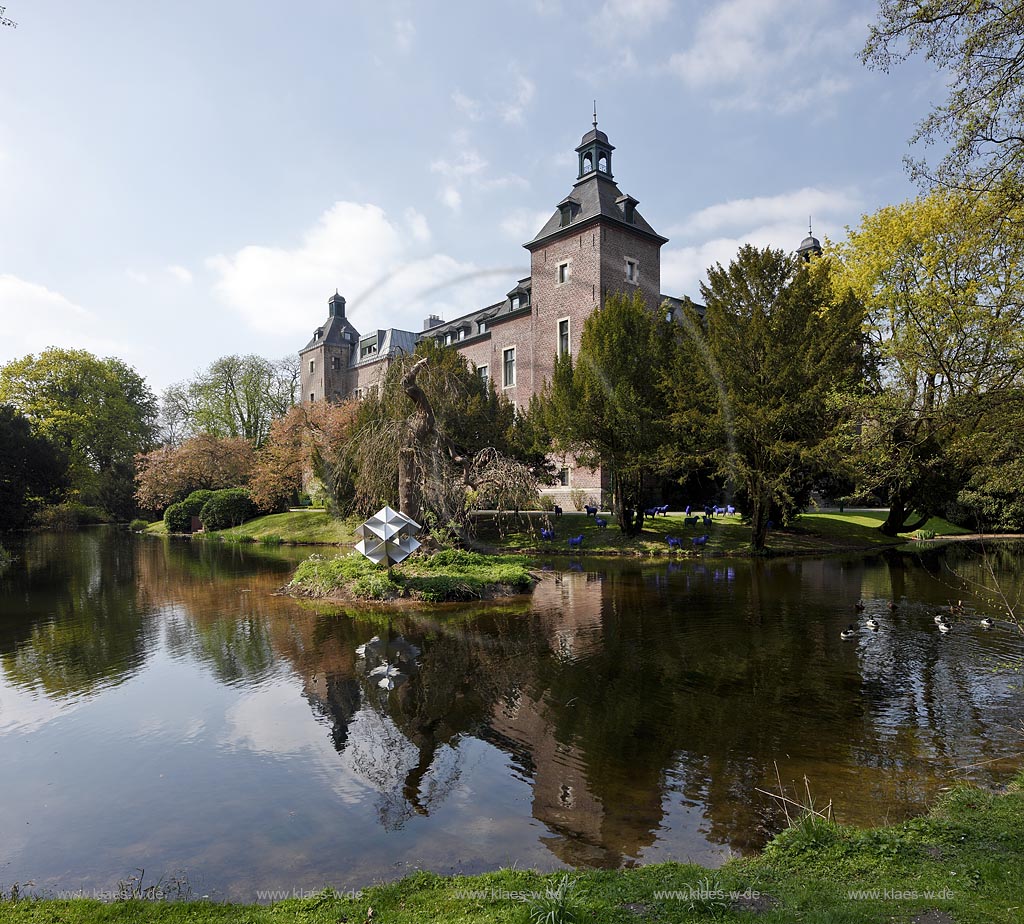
502,346,516,388
557,317,571,357
556,260,571,286
625,257,639,285
477,364,488,384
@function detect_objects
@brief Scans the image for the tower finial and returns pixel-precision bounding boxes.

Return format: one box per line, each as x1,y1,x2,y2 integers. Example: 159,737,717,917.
593,100,598,130
808,215,813,236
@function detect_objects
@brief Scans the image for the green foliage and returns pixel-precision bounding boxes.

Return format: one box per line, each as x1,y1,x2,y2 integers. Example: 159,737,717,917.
161,354,296,447
863,1,1024,195
289,549,533,602
834,190,1024,534
0,348,157,518
525,874,582,924
198,488,257,531
666,246,865,551
163,489,216,533
541,291,669,534
129,519,150,533
0,404,68,530
34,501,109,530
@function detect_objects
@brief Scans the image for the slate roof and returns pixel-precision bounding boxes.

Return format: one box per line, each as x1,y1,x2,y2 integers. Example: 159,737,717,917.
527,173,667,249
415,277,533,344
300,311,359,354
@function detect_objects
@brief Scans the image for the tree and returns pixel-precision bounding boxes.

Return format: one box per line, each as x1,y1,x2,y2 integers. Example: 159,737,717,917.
161,354,295,447
666,246,865,551
346,341,533,529
863,1,1024,195
247,401,359,513
134,433,256,513
543,291,669,535
834,189,1024,533
0,349,157,517
0,405,68,530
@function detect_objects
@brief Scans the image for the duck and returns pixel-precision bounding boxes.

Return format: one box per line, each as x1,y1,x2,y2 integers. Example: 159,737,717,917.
887,600,899,611
938,621,951,634
854,600,866,612
840,624,857,640
934,613,946,624
865,617,880,630
949,599,966,615
980,617,994,629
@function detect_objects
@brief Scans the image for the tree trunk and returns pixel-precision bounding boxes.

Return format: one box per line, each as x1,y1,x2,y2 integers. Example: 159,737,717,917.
750,490,768,552
880,493,907,536
398,446,420,522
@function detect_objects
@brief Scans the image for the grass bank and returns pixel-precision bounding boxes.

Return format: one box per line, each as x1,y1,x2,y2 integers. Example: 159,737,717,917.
475,509,972,557
144,510,356,545
289,548,535,603
3,775,1021,922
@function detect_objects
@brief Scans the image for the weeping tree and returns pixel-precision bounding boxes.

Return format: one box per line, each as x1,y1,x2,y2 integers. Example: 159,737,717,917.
346,341,538,536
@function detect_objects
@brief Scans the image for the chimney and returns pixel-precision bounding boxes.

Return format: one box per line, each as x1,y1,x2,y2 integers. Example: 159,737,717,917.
423,314,443,331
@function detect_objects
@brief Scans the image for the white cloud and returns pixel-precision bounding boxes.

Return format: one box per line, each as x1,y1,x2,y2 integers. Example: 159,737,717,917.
501,71,536,124
0,274,127,358
166,264,193,284
499,208,552,241
206,201,504,337
666,0,861,112
452,90,483,121
404,207,431,244
431,146,526,210
394,18,415,52
660,185,860,297
590,0,673,41
669,186,861,238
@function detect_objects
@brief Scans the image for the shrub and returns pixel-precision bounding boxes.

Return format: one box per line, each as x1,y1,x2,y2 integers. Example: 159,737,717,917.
569,488,587,511
163,489,215,533
199,488,257,531
34,501,109,530
538,495,555,511
129,518,149,532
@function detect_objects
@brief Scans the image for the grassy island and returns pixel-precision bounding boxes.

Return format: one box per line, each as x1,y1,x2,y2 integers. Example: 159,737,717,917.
288,548,535,603
2,775,1021,922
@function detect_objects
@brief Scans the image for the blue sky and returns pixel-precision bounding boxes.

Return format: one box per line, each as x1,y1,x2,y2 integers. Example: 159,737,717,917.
0,0,939,392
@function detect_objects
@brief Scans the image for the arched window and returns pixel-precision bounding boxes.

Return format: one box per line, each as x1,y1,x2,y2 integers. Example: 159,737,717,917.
598,154,609,173
583,152,593,173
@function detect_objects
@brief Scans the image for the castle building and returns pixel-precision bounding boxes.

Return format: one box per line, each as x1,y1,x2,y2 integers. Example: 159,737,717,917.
299,118,683,506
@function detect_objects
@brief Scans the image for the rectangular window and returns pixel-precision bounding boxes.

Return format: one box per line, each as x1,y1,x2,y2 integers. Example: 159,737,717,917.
558,318,570,357
626,258,638,283
331,356,340,371
557,262,570,285
309,360,315,374
503,347,516,387
510,295,520,311
309,393,315,403
478,364,488,384
458,328,465,340
478,320,488,334
354,388,363,400
558,467,570,486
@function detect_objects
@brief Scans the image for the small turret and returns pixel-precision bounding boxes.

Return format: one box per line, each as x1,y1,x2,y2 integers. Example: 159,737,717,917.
797,217,822,262
328,290,346,318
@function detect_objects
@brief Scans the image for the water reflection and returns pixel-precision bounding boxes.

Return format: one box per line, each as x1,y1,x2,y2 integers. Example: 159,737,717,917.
0,530,1022,899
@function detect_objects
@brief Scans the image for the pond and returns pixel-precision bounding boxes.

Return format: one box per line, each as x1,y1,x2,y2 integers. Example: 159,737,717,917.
1,529,1022,901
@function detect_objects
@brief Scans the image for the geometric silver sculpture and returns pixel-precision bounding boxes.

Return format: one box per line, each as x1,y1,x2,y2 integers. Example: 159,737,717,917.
354,505,422,567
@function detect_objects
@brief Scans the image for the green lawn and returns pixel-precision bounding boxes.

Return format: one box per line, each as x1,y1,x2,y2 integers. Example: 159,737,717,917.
474,509,971,557
3,776,1021,923
145,510,356,545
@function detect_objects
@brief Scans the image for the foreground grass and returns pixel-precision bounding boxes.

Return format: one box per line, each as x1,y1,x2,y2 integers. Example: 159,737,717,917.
290,548,535,602
4,776,1022,922
145,510,356,545
476,509,972,557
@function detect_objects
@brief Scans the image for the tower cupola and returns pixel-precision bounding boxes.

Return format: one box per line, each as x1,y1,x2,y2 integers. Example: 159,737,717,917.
797,218,822,262
328,290,346,317
576,103,614,180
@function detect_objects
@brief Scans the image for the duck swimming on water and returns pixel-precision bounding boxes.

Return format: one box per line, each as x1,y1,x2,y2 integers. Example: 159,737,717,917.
865,617,880,630
980,617,994,629
841,625,857,640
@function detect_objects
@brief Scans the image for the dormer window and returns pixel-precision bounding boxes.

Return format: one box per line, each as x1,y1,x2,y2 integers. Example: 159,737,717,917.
314,328,322,340
510,295,520,311
559,204,572,227
478,320,488,334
